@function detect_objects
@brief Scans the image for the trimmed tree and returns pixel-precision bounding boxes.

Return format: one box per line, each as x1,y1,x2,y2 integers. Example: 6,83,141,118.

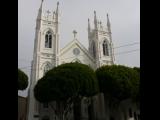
18,68,28,90
34,62,99,120
96,65,139,107
132,67,140,105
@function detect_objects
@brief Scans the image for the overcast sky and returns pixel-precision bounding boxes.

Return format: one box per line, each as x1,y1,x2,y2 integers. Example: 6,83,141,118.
18,0,140,97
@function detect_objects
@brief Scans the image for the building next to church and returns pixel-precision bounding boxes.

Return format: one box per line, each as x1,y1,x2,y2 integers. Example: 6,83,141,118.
27,1,139,120
18,96,28,120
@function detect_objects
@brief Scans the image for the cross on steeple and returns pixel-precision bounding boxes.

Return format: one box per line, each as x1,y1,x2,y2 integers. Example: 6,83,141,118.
73,30,77,39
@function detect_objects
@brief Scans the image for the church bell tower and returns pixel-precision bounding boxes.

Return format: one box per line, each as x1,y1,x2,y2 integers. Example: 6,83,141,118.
88,11,115,120
28,1,60,120
88,11,114,68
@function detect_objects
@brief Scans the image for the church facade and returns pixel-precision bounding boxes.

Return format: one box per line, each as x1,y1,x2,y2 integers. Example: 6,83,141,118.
27,1,139,120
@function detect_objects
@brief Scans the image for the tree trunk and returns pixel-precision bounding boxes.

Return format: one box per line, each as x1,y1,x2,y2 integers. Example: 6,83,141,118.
56,102,64,120
88,97,95,120
104,94,110,120
73,98,81,120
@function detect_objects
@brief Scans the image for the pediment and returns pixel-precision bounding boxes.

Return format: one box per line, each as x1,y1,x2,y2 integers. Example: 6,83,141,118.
60,39,95,63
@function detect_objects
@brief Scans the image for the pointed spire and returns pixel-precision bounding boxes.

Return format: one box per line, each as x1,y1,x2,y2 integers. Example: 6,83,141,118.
37,0,44,20
94,10,97,22
107,13,111,28
107,13,111,33
40,0,44,11
55,1,59,22
94,10,98,29
53,11,55,19
56,1,59,14
88,18,91,32
55,2,60,33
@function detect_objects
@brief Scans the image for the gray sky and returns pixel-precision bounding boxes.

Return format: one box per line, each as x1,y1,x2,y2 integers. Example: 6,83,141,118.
18,0,140,97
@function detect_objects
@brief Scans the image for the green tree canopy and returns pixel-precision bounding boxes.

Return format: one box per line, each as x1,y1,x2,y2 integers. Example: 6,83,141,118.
96,65,139,103
132,67,140,103
34,62,99,120
18,69,28,90
34,62,99,102
133,67,140,74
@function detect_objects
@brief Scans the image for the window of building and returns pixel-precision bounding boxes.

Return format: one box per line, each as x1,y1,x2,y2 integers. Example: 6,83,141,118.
129,108,133,117
45,31,52,48
103,40,109,56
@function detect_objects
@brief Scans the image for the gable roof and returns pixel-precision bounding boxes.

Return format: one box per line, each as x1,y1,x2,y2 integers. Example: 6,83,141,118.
60,39,95,63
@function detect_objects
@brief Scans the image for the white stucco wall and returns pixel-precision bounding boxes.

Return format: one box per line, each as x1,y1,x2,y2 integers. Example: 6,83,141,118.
59,40,96,70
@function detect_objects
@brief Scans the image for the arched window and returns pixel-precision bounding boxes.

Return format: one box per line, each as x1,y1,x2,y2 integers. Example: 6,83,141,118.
103,40,109,56
45,31,52,48
43,63,51,75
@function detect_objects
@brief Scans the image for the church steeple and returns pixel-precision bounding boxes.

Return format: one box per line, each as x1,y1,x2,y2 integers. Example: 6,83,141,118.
37,0,44,20
55,2,59,21
55,2,59,33
88,18,91,33
107,13,111,33
36,0,44,30
94,11,98,29
88,11,114,67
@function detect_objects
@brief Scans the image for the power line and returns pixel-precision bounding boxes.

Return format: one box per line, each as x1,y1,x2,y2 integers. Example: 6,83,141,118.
115,49,140,55
114,42,139,49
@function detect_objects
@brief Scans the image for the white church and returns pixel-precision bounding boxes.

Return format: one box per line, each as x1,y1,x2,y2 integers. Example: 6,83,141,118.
27,1,140,120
